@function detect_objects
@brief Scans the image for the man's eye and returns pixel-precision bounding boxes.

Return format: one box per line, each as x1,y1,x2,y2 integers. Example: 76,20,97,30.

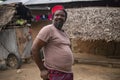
61,15,65,17
55,14,59,16
55,14,65,17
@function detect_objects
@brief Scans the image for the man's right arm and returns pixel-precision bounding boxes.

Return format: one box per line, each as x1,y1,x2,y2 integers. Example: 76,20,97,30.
31,38,49,79
31,38,46,70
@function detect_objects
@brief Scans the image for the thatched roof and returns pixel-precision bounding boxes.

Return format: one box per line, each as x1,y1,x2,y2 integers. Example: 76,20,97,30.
0,3,16,30
0,3,33,31
63,7,120,42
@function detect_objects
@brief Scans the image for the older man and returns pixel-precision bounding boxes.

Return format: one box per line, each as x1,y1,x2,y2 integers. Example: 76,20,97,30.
31,5,74,80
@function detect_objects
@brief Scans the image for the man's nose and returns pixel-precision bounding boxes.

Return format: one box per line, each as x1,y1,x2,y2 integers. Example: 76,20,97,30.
57,15,62,18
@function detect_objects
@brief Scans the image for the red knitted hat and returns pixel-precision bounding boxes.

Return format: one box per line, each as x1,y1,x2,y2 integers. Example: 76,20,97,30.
51,5,64,14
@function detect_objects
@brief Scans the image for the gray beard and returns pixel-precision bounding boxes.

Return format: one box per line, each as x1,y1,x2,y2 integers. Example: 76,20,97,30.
54,22,64,30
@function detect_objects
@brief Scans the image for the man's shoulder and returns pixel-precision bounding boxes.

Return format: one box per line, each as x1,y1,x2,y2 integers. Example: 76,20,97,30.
44,24,53,28
39,24,53,33
42,24,55,31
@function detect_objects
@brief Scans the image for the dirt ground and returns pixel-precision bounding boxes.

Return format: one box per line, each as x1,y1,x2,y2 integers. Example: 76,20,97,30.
0,61,120,80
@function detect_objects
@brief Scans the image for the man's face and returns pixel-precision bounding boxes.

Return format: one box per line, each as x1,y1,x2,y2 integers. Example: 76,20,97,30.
53,10,66,30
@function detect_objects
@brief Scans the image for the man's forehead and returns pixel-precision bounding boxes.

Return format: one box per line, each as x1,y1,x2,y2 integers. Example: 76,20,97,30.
54,10,65,15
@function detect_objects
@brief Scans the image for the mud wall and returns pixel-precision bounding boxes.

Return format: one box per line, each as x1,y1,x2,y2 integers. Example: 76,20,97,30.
71,38,120,58
31,20,51,40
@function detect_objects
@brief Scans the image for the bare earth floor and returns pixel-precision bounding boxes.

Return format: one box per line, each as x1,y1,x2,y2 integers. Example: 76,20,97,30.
0,61,120,80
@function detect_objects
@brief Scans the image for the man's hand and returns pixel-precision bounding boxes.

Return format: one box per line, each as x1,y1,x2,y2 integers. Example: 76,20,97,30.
40,70,49,80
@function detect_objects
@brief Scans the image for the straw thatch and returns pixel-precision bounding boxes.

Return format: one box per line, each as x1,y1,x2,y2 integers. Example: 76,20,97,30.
0,3,33,31
63,7,120,42
0,4,16,30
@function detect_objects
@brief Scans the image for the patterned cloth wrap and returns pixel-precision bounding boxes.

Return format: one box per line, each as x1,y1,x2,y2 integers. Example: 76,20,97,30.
46,69,73,80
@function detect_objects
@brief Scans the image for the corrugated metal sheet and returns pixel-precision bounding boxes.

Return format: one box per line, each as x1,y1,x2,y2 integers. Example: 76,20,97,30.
24,0,99,5
24,0,70,5
0,1,3,3
72,0,99,1
0,0,100,5
0,0,29,4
